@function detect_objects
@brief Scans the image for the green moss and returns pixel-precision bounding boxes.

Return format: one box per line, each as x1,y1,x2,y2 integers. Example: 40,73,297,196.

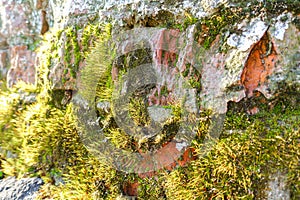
0,170,3,179
182,63,202,93
165,5,244,49
163,94,300,199
292,15,300,30
81,25,113,103
37,23,111,90
0,23,129,199
138,176,166,199
1,4,299,199
1,55,299,200
264,0,300,14
199,5,246,49
171,12,199,31
0,82,126,199
129,96,151,127
106,90,299,199
229,0,300,17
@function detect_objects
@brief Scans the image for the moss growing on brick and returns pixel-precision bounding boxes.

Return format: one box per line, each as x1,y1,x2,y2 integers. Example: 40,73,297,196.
163,91,299,199
37,23,111,91
1,1,299,199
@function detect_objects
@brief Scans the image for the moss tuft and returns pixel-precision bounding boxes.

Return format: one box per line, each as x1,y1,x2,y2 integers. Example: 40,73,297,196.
163,94,300,199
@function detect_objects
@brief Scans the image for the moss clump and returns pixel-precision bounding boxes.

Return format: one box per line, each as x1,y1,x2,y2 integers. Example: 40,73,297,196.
37,23,111,89
163,96,299,199
138,176,166,199
0,81,127,199
170,12,199,31
197,6,242,49
182,63,202,95
0,23,131,199
79,23,112,103
0,82,80,180
0,82,38,160
64,26,81,78
229,0,300,14
0,55,299,200
129,96,151,127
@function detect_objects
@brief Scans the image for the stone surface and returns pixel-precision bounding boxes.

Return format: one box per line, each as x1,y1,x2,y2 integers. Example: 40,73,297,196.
268,18,300,95
266,172,290,200
53,0,103,28
0,0,41,46
147,106,172,123
6,46,36,88
200,14,300,114
0,0,45,87
99,0,228,27
0,176,43,200
0,0,299,198
0,51,8,79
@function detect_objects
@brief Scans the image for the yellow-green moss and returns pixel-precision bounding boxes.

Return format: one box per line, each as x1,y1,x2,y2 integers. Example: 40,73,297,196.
1,69,299,200
0,23,126,199
1,10,299,199
163,98,300,199
129,97,151,127
0,82,125,199
37,23,111,87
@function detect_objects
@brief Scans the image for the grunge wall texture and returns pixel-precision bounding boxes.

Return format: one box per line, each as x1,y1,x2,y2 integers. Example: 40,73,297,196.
0,0,299,199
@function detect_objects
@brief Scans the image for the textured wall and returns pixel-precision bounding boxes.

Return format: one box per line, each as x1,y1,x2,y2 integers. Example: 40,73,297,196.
0,0,299,198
